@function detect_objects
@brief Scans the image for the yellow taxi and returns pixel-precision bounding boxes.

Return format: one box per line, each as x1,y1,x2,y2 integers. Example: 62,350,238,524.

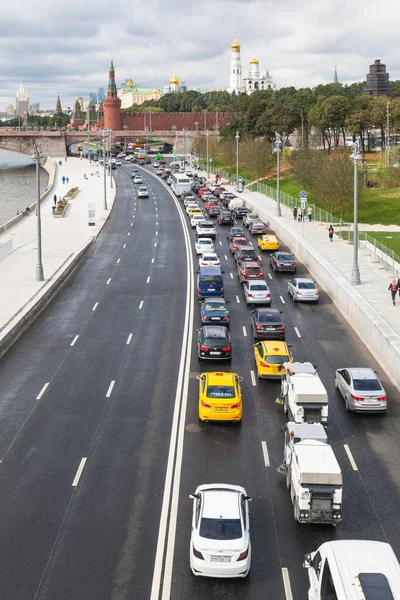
258,234,279,252
188,207,204,218
197,372,243,423
253,341,293,379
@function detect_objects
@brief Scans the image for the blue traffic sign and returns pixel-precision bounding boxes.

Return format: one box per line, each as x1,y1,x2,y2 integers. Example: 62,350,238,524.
209,158,213,163
300,190,307,198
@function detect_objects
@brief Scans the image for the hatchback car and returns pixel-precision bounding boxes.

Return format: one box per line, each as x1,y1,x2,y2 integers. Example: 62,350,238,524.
237,260,264,283
197,326,231,361
199,253,221,268
270,252,297,273
229,237,249,254
232,206,250,220
243,280,271,305
207,206,222,218
137,186,148,198
334,367,387,412
200,297,230,327
288,277,319,303
227,227,246,242
133,175,143,184
195,237,214,256
249,221,267,235
253,340,293,379
217,211,235,226
234,246,259,263
197,221,217,239
251,308,285,340
197,372,243,423
243,213,259,227
189,483,251,578
258,234,279,252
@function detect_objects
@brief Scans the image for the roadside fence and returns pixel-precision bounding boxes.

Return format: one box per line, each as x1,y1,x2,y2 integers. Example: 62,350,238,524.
0,228,36,262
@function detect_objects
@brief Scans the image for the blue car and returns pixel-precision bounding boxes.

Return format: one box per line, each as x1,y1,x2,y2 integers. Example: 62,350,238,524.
200,297,230,327
197,266,224,299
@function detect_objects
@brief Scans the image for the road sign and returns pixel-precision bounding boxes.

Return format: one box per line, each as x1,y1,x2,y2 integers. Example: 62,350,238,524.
299,190,307,198
300,199,306,210
209,158,212,163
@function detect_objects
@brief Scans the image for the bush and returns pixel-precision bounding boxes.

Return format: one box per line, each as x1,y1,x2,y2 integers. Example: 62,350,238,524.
65,186,78,198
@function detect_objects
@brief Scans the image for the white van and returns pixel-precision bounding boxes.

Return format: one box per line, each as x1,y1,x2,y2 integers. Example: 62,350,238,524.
304,540,400,599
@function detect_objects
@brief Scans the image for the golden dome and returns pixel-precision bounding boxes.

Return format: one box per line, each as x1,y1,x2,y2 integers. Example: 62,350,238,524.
250,57,259,65
152,88,159,94
170,73,179,84
231,39,240,51
126,79,133,85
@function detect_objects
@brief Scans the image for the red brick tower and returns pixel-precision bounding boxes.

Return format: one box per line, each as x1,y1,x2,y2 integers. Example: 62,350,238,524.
103,59,122,130
55,92,62,115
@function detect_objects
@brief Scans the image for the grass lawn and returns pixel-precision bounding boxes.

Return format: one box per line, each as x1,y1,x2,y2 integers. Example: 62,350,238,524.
364,232,400,255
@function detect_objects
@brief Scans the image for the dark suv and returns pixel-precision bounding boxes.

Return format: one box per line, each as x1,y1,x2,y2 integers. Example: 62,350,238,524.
197,325,232,360
217,210,234,225
234,246,259,263
270,252,297,273
251,308,285,340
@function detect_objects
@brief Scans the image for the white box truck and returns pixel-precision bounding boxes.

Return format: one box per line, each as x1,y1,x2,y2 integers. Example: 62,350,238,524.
280,362,328,424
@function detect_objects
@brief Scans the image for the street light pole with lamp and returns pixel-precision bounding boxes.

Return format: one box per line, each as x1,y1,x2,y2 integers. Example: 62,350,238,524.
31,142,44,281
274,138,282,217
350,139,362,285
235,131,240,190
206,131,210,178
101,131,108,210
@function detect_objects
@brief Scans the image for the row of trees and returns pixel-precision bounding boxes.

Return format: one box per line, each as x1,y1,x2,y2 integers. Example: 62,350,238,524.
0,113,71,129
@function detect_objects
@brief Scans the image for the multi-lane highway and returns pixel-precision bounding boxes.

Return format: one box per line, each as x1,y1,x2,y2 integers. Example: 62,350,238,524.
0,163,399,599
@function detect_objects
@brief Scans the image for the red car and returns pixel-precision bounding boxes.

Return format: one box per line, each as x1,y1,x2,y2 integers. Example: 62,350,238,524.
230,237,249,254
205,199,220,210
197,188,209,197
213,187,226,197
237,260,264,283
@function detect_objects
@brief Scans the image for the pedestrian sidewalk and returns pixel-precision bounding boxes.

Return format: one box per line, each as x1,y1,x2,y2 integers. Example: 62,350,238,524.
0,157,116,354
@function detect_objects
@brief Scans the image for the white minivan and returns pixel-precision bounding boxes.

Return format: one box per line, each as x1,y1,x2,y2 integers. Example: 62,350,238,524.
304,540,400,599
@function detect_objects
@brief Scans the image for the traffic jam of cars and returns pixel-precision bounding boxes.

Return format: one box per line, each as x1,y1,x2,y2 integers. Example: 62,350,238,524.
174,174,391,585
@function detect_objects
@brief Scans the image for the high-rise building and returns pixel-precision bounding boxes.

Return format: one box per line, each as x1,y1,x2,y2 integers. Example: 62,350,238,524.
5,104,15,117
103,59,122,130
98,87,105,102
15,83,29,116
30,103,40,114
364,59,394,97
89,92,97,104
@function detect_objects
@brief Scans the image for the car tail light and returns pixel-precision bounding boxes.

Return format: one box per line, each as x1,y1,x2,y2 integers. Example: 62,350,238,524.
199,345,208,351
260,361,270,368
377,395,387,401
267,293,271,297
221,287,224,292
351,394,364,401
198,287,201,292
231,401,241,409
193,546,204,560
256,324,263,329
238,547,249,561
293,262,297,267
276,262,281,266
222,346,231,351
278,324,285,329
201,400,211,408
223,317,229,321
248,293,253,297
315,291,320,295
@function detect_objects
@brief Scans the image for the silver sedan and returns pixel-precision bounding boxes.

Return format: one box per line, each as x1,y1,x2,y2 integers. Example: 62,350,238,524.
334,367,387,412
243,280,271,305
287,277,319,303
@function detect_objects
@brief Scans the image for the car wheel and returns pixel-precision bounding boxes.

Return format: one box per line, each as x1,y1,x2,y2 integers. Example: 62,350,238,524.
345,396,350,411
286,468,291,490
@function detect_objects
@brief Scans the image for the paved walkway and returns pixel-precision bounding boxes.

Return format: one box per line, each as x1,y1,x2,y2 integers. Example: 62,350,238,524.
0,157,116,333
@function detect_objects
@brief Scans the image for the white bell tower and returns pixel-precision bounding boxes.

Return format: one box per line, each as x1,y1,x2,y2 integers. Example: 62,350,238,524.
229,39,243,94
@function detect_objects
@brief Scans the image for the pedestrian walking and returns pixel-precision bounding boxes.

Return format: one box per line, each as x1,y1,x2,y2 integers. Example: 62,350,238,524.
84,173,87,180
389,279,398,306
307,206,312,221
293,206,298,220
62,175,66,184
65,156,67,162
328,225,334,241
53,194,57,205
66,176,69,184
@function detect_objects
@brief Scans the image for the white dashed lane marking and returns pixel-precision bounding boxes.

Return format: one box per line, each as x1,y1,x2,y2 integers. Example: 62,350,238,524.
106,380,115,398
139,301,144,309
117,258,120,264
92,302,98,311
250,370,257,387
261,441,270,467
344,444,358,471
106,278,111,285
294,327,301,338
151,258,155,263
36,383,49,400
236,295,240,304
147,276,150,283
230,272,234,279
123,244,126,249
268,273,272,280
280,296,285,304
242,326,247,337
126,333,133,345
282,568,293,600
72,458,87,487
70,335,79,347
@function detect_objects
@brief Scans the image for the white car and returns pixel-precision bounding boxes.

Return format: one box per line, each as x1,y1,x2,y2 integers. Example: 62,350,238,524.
115,160,122,166
198,253,221,268
133,176,143,184
186,202,200,214
138,186,148,198
196,221,216,239
184,196,197,207
243,280,271,305
191,215,205,228
195,238,215,256
189,483,251,578
287,277,319,303
116,152,126,158
124,155,132,161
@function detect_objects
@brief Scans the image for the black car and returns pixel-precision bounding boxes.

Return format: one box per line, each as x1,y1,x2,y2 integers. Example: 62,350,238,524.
234,246,259,263
227,226,246,242
217,210,235,225
197,325,232,360
232,206,250,219
270,251,297,273
200,297,230,327
221,193,237,206
251,308,285,340
207,205,222,218
145,157,152,164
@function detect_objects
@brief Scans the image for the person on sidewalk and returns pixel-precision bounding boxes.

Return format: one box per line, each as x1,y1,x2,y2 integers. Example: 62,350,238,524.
328,225,334,241
293,206,298,221
66,176,69,184
53,194,57,205
389,279,398,306
307,206,312,221
62,175,66,184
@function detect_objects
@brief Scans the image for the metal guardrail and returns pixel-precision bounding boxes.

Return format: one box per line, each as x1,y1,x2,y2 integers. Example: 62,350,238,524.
359,232,400,278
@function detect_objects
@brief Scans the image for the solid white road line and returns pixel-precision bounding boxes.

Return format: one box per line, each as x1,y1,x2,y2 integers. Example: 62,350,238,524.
294,327,301,338
230,272,234,279
92,302,98,311
123,244,126,249
147,276,150,283
106,380,115,398
280,296,285,304
344,444,358,471
117,258,121,264
250,370,257,387
268,273,272,279
236,295,240,303
261,441,270,467
106,278,111,285
242,326,247,337
139,300,144,309
36,383,49,400
151,258,155,264
282,567,294,600
70,335,79,347
72,457,87,487
126,333,133,345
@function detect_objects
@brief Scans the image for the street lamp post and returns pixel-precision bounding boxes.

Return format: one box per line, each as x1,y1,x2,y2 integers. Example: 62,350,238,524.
350,140,362,285
101,132,108,210
31,143,44,281
275,138,282,217
235,131,240,190
108,129,113,188
206,131,210,178
123,124,127,150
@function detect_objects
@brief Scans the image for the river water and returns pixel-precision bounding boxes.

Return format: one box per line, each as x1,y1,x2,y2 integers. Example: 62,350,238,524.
0,149,49,227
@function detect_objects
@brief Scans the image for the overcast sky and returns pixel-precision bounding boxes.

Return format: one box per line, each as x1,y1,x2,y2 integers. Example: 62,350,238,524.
1,0,399,110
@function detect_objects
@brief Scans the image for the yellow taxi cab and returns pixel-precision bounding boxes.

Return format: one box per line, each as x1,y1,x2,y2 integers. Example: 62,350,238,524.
253,341,293,379
188,207,204,218
258,234,279,252
197,372,243,423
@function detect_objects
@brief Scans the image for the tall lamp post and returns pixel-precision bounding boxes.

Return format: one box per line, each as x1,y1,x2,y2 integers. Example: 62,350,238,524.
31,143,44,281
206,131,210,178
101,131,108,210
275,138,282,217
235,130,240,190
350,139,362,285
107,129,113,189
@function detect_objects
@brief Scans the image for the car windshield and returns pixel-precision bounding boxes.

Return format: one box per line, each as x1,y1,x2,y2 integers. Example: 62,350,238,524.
201,276,222,284
206,386,235,398
203,337,227,347
353,379,382,391
204,303,226,311
249,214,258,219
258,313,280,323
298,282,316,289
278,254,293,261
199,518,242,540
250,284,268,290
200,224,214,229
265,355,288,364
202,255,217,261
235,239,247,245
198,241,211,246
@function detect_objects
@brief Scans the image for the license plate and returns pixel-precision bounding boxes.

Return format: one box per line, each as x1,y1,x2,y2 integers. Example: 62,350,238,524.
215,406,229,411
207,288,214,291
364,399,378,405
210,556,231,563
210,351,221,356
211,317,220,320
266,327,275,330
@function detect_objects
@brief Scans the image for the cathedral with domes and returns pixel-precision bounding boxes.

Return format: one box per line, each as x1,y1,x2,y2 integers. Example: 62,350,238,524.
228,38,276,94
163,73,187,95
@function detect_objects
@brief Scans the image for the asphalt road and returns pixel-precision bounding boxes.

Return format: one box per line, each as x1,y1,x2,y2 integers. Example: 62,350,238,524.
0,162,399,599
